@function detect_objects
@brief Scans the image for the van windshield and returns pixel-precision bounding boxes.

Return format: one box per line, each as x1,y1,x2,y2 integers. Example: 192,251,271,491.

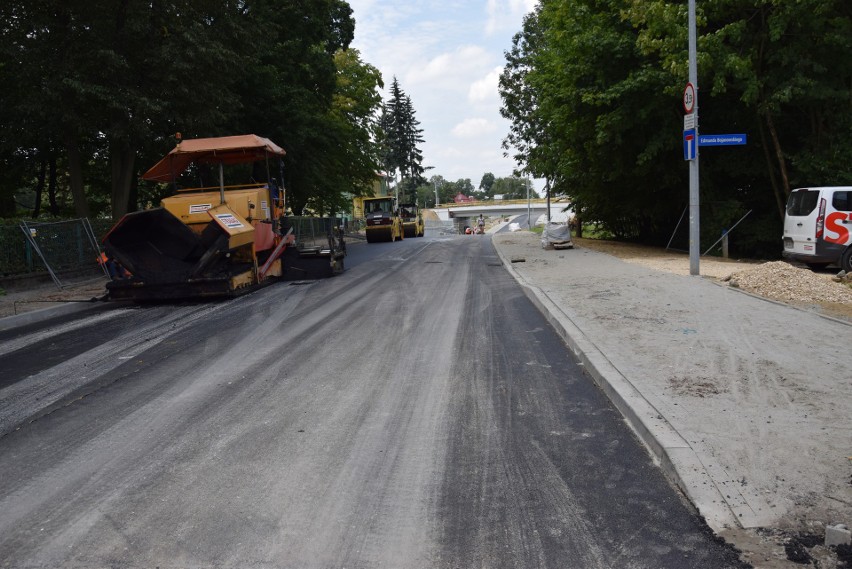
786,190,819,216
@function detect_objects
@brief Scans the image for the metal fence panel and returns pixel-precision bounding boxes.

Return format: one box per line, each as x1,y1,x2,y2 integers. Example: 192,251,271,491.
0,219,114,278
287,216,343,251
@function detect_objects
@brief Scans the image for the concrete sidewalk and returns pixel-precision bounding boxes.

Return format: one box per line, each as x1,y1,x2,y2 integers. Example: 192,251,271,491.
491,231,851,540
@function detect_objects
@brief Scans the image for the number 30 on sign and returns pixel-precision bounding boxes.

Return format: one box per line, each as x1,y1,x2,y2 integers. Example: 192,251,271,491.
683,83,696,114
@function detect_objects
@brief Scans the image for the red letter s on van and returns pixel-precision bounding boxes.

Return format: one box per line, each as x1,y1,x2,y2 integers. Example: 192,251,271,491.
824,212,850,245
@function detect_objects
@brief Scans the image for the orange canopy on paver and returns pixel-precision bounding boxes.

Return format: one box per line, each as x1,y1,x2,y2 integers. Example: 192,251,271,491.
142,135,286,182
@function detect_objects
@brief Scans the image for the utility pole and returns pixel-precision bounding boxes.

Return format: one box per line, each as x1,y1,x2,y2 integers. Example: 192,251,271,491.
392,170,399,207
545,179,551,225
688,0,700,276
526,178,531,228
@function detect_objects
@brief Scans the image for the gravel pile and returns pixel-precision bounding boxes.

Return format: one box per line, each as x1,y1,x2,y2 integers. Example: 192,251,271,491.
724,261,852,304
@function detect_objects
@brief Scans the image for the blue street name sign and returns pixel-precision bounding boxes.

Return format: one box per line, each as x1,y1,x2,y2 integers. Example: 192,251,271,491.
698,134,747,146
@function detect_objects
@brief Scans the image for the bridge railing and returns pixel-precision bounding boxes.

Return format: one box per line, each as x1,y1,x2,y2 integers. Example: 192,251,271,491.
433,197,570,209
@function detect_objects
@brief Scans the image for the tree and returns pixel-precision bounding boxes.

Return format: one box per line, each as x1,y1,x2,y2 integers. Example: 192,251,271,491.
0,1,95,217
380,77,425,202
328,48,385,197
0,1,247,220
479,173,496,196
501,0,852,253
626,0,852,252
492,177,538,200
228,0,357,216
415,175,450,206
1,0,385,222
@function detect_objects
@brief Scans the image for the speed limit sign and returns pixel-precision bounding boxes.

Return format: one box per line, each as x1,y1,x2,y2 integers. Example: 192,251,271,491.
683,82,696,113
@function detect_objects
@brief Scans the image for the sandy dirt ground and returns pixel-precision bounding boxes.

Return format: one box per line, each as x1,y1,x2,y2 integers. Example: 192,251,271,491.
0,276,109,319
492,231,852,569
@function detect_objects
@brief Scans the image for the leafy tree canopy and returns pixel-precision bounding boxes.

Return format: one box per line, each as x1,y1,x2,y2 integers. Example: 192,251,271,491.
0,0,387,221
500,0,852,255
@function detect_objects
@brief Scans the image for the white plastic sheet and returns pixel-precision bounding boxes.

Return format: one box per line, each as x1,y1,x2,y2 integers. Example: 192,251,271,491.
541,223,573,250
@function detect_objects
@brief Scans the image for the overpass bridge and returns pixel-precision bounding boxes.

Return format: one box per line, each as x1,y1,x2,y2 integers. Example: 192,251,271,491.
427,198,572,224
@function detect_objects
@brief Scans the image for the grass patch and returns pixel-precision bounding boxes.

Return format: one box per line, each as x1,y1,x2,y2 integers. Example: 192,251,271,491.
580,223,615,240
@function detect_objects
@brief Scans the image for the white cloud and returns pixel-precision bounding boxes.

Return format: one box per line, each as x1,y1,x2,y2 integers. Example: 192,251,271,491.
452,118,498,138
469,66,503,103
485,0,538,36
348,1,542,187
407,45,492,88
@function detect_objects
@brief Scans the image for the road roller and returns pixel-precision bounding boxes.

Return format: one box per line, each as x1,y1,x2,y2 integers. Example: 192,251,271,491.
362,196,404,243
399,203,425,238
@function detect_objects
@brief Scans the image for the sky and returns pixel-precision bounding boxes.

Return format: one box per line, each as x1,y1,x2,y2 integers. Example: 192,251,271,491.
346,0,539,189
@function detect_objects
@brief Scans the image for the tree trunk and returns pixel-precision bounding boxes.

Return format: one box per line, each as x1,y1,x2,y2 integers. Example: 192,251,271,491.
764,111,790,197
757,119,786,220
64,132,90,218
48,156,59,216
110,137,136,221
33,160,46,218
128,174,138,213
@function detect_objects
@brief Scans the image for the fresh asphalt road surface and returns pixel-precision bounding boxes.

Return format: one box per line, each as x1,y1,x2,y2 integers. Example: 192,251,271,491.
0,234,747,568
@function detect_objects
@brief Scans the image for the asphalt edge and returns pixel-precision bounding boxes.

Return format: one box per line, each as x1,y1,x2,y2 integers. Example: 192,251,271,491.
492,237,739,533
0,300,116,332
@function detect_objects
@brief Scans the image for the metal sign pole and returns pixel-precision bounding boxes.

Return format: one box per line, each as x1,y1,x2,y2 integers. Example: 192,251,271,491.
527,179,531,228
688,0,700,275
545,179,551,225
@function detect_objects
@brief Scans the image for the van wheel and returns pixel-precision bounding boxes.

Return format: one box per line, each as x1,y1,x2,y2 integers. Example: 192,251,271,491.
841,247,852,273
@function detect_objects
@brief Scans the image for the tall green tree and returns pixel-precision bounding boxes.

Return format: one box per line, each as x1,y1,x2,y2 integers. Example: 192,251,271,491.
629,0,852,217
502,0,683,240
299,47,384,215
479,173,496,196
380,77,425,202
626,0,852,253
234,0,356,215
380,78,407,179
0,1,96,217
331,49,385,190
1,0,387,222
0,0,246,220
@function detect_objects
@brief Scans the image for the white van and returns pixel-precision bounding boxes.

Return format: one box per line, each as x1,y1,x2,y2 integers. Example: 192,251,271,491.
783,186,852,271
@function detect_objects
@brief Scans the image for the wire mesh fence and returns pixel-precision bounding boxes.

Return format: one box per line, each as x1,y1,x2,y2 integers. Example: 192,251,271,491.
425,219,456,234
1,216,349,283
0,219,114,280
286,216,345,252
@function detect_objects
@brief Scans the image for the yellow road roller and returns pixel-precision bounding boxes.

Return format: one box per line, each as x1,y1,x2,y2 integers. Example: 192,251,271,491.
362,196,404,243
399,203,425,238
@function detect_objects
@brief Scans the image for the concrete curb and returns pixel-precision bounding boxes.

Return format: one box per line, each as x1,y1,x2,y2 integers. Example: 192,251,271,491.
0,301,116,332
493,240,739,532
